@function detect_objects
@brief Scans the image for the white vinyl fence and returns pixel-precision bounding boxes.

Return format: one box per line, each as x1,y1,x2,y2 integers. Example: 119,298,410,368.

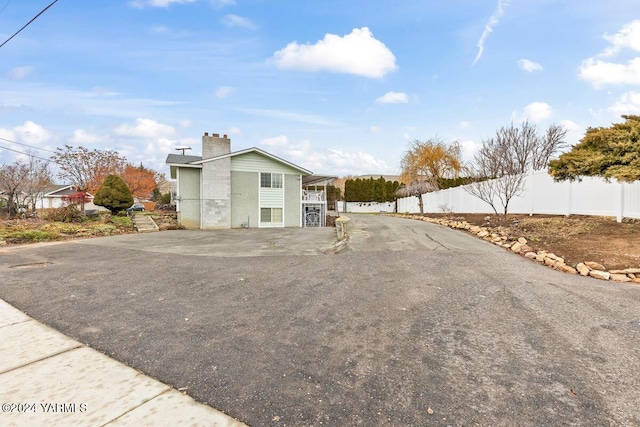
341,201,396,213
396,169,640,222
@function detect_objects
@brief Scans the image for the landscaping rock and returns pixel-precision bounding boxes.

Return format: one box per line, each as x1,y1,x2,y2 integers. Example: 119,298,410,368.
608,268,640,275
576,263,590,276
585,261,606,271
524,252,537,260
589,270,611,280
610,273,632,282
544,257,556,267
556,263,578,274
517,237,528,245
477,230,489,238
535,253,546,263
511,242,523,252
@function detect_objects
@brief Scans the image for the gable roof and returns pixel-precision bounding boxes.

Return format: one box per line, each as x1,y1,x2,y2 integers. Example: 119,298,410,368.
166,147,313,176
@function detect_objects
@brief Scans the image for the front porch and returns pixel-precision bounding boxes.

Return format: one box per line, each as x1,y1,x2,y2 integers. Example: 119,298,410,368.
302,190,327,227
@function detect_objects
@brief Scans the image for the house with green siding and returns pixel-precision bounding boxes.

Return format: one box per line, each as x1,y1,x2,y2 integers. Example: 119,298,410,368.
166,132,331,229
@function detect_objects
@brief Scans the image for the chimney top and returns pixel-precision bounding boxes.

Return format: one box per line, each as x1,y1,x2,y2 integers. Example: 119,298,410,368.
223,134,227,138
212,133,219,137
204,132,208,136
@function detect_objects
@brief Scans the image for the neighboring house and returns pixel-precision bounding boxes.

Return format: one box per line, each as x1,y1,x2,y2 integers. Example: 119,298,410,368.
35,185,105,211
166,132,334,229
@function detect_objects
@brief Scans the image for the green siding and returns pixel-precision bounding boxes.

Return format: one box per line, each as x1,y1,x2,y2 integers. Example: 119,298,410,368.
230,171,259,228
231,152,306,175
177,167,201,229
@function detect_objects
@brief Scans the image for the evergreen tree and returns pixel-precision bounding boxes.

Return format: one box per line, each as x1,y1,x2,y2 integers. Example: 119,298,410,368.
93,174,134,213
549,115,640,182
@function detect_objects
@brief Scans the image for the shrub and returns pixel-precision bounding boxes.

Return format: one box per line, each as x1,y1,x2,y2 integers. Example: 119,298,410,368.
4,229,58,243
94,175,134,214
41,206,87,223
154,203,175,211
110,216,133,227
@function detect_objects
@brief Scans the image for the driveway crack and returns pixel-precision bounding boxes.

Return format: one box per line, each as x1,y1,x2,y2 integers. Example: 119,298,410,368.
424,232,449,250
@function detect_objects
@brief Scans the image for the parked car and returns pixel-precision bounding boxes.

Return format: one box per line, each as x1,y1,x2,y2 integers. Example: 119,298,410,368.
126,203,145,214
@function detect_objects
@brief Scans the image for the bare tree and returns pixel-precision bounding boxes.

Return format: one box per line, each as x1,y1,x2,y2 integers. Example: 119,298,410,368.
465,121,567,215
0,154,53,217
52,145,127,194
22,154,53,212
0,160,29,218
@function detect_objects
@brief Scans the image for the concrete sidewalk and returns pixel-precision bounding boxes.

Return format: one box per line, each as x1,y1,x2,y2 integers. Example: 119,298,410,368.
0,299,247,427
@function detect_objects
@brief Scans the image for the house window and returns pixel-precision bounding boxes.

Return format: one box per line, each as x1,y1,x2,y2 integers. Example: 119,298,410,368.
260,173,283,188
261,207,283,223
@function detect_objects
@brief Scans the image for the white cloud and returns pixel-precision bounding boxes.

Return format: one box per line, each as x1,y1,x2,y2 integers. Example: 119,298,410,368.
460,121,469,129
460,139,478,162
601,19,640,57
226,126,242,135
559,119,580,132
129,0,195,8
215,86,234,99
610,91,640,114
369,125,381,133
238,108,330,125
376,91,409,104
522,102,553,122
580,20,640,88
221,14,257,30
518,59,543,72
579,57,640,88
260,135,289,147
473,0,511,66
271,27,397,79
114,118,176,139
69,129,104,145
178,119,192,128
9,66,34,80
210,0,235,8
257,135,393,175
12,121,52,145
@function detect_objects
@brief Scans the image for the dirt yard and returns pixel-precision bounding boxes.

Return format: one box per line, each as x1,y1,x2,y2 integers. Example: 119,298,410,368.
420,213,640,270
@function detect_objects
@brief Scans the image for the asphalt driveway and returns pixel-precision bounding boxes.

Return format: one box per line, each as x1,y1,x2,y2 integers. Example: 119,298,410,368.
1,214,639,426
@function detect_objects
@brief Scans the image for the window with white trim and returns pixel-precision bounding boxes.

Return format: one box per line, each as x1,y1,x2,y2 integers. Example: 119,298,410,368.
260,173,283,188
260,207,283,223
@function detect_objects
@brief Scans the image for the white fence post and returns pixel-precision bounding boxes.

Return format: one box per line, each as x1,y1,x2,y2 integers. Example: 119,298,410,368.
566,180,572,217
617,182,624,223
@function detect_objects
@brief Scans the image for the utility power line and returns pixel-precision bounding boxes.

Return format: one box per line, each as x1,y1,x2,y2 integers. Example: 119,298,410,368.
0,0,13,15
0,137,57,154
0,0,59,50
0,143,54,163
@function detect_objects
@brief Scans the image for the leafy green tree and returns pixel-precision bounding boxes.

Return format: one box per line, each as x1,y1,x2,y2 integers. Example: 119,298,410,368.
93,175,134,213
549,115,640,182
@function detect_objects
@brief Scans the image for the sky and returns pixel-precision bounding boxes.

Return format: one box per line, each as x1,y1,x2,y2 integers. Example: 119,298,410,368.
1,0,640,179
